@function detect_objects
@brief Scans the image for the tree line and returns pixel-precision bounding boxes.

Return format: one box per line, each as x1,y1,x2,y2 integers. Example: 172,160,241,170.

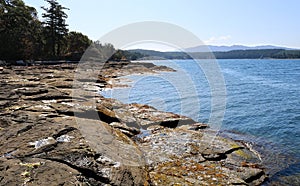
0,0,142,64
129,49,300,60
0,0,93,61
212,49,300,59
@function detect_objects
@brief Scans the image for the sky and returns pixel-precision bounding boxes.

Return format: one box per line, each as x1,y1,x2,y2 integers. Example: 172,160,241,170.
24,0,300,51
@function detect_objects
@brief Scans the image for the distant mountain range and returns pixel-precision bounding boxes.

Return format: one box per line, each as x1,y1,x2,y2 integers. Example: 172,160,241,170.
185,45,295,52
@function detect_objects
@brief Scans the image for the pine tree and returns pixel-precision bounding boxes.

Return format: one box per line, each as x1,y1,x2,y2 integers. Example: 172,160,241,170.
42,0,68,58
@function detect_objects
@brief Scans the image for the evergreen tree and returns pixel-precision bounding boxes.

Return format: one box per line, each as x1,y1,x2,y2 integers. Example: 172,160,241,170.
0,0,39,60
0,0,103,62
65,31,91,54
42,0,68,58
64,31,92,60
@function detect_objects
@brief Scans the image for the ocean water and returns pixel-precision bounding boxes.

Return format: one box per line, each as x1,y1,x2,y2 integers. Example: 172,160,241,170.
101,59,300,185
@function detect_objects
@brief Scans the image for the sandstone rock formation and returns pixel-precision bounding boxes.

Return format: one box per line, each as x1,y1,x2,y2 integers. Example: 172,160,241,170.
0,62,267,185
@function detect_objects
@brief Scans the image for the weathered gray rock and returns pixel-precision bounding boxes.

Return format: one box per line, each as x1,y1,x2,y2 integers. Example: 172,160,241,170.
138,127,266,185
0,64,267,185
109,122,141,137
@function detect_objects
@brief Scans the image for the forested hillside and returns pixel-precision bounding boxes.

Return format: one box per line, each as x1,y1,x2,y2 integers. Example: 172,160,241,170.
129,49,300,60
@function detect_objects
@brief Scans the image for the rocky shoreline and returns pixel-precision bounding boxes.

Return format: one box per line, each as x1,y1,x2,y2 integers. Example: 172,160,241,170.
0,62,267,185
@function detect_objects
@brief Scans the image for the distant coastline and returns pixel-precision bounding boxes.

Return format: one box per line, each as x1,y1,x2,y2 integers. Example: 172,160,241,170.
2,48,300,67
128,48,300,60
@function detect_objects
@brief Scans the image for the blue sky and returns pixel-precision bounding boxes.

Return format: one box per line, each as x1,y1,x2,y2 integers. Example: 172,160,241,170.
24,0,300,50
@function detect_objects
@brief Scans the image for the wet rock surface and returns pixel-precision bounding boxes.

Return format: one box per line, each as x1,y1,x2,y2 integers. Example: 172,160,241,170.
0,62,267,185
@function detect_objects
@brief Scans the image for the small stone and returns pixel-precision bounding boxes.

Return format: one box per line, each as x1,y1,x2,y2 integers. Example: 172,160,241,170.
96,155,120,166
28,137,56,149
56,135,74,143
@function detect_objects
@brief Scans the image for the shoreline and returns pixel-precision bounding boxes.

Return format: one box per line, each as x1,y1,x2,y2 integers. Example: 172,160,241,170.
0,62,268,185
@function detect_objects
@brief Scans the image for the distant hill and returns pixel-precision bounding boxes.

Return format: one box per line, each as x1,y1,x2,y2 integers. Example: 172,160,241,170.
128,49,191,60
128,48,300,60
185,45,295,52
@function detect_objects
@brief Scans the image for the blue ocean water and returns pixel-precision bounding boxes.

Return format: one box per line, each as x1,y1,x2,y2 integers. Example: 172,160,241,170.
101,59,300,185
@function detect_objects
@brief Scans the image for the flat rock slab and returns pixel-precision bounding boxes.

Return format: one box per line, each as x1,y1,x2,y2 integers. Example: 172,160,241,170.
137,127,266,185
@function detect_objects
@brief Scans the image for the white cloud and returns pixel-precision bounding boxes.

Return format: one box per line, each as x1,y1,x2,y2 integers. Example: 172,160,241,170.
204,35,232,45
